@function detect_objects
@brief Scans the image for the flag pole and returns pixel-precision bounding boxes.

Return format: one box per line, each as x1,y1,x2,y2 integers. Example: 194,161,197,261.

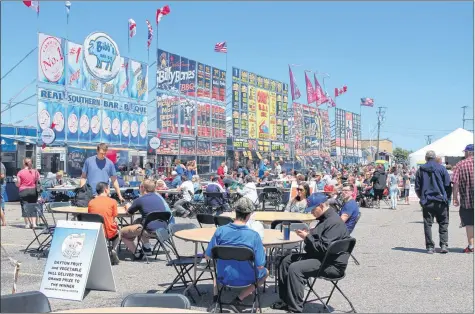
127,22,130,54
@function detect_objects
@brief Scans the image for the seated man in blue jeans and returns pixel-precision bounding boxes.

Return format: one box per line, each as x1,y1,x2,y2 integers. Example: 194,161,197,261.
205,197,268,311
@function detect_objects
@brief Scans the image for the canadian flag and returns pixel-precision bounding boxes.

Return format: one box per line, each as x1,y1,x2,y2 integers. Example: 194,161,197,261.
335,85,347,97
156,5,171,24
23,1,39,13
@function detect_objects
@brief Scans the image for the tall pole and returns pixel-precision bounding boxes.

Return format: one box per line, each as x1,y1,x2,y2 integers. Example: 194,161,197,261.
425,135,433,145
462,106,473,131
375,106,386,161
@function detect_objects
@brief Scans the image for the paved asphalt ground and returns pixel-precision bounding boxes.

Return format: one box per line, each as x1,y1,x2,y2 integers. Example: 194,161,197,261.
1,201,473,313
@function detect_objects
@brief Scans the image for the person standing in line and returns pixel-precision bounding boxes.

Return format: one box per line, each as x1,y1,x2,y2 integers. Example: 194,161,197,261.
415,150,451,254
387,167,399,210
15,158,40,228
452,144,474,253
0,161,6,226
80,143,124,202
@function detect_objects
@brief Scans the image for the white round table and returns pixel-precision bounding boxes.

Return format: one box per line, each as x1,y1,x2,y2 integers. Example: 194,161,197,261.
220,211,315,224
56,307,205,313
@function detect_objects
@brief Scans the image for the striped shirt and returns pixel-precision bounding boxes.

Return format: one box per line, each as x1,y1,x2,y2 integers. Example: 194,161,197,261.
452,156,474,209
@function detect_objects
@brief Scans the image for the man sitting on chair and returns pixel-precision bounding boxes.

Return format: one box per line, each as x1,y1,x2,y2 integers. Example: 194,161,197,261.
87,182,121,265
205,197,268,311
272,193,350,313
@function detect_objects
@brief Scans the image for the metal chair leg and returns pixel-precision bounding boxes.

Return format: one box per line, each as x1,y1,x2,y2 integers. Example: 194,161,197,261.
350,253,360,265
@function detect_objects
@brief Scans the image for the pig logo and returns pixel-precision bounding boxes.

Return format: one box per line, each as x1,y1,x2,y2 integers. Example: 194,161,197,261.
83,32,121,83
61,233,86,259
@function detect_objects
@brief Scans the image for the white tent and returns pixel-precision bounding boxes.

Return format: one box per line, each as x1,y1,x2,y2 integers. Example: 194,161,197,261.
409,128,473,168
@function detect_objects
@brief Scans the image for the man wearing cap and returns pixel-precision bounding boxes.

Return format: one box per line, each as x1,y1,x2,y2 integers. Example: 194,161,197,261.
452,144,474,253
415,150,451,254
272,193,351,313
205,197,268,311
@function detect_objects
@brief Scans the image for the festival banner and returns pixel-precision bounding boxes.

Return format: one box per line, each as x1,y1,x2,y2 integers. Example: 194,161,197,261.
232,67,240,82
66,41,84,90
257,140,270,153
283,83,289,116
232,138,249,151
211,142,226,156
283,118,289,142
276,94,282,117
157,93,180,134
232,81,240,111
240,83,248,112
211,105,226,139
78,106,92,142
49,102,66,142
180,98,196,136
197,102,211,137
219,69,226,103
256,89,270,140
204,64,212,99
196,62,205,98
180,58,196,97
211,68,220,101
66,105,80,142
129,114,140,146
129,59,148,101
276,117,283,141
345,112,354,148
240,111,249,138
109,110,121,145
248,85,257,139
138,115,148,147
115,57,130,98
269,92,276,140
249,72,256,86
197,140,211,156
169,53,181,93
240,70,249,83
232,109,240,137
269,116,276,141
257,75,264,89
156,49,171,91
120,111,130,145
156,137,179,155
38,33,66,86
101,109,112,144
180,138,196,155
89,107,101,143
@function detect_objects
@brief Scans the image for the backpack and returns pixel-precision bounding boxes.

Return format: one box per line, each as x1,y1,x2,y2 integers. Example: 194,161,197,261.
73,184,93,207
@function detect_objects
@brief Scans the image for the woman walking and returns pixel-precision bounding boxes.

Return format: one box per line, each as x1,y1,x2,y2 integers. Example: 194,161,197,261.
388,167,399,210
16,158,40,228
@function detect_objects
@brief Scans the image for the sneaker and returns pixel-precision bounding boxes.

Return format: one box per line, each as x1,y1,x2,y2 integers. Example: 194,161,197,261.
143,247,152,256
24,223,31,229
427,248,435,254
463,246,474,253
31,224,37,229
229,297,245,313
440,245,449,254
110,250,120,265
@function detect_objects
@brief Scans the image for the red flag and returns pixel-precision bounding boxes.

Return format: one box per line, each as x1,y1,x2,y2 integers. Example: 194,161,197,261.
23,1,39,13
313,74,326,106
334,88,339,97
289,66,301,101
335,85,347,97
305,73,316,105
156,5,170,24
342,85,347,93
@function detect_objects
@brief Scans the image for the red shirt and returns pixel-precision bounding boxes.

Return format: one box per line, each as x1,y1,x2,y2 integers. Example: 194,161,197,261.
452,156,474,209
17,168,39,192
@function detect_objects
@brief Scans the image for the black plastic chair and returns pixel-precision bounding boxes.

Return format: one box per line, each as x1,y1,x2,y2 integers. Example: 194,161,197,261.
196,213,215,227
303,237,357,313
76,213,116,262
204,192,228,213
121,293,191,309
0,291,51,313
211,245,262,313
23,203,55,258
261,187,282,211
350,212,362,266
214,215,234,227
133,211,172,263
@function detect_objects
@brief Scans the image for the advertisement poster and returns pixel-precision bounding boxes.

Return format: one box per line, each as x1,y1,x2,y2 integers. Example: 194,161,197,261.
156,138,179,155
204,64,212,99
232,81,240,111
180,98,196,136
211,142,226,156
37,100,52,131
219,69,226,103
276,117,283,141
120,112,131,145
138,115,148,147
51,102,67,142
256,75,264,88
197,140,211,156
156,93,179,134
66,41,84,90
180,138,196,155
196,62,205,98
89,108,101,143
320,109,331,151
258,140,270,153
129,60,148,101
180,58,196,97
232,138,249,151
38,33,66,86
169,53,181,93
271,141,285,155
197,102,211,137
232,67,240,82
256,89,270,140
269,116,276,141
129,115,140,146
276,94,282,117
211,105,225,139
248,111,257,139
109,111,121,145
283,118,289,142
345,112,354,148
232,109,240,137
211,67,220,101
78,106,92,142
101,109,112,144
240,83,248,112
283,84,289,116
156,49,171,91
114,57,130,98
67,105,80,142
269,92,276,117
240,111,249,138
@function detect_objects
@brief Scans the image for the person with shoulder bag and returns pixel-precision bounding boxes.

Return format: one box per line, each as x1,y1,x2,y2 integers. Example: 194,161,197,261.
16,158,40,228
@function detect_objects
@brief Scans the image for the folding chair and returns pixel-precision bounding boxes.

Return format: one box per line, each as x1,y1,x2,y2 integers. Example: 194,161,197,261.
121,293,191,309
46,201,71,224
211,245,263,313
155,228,203,303
350,212,361,266
190,189,206,215
23,203,55,258
304,237,357,313
133,211,171,263
204,192,228,214
214,215,234,227
0,290,51,313
196,213,215,227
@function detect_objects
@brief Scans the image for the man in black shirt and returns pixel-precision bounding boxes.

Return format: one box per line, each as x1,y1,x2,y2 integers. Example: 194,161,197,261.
371,165,387,208
272,193,351,313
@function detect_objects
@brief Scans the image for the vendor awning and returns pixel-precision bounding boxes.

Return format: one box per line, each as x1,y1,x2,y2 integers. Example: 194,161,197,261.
1,134,37,144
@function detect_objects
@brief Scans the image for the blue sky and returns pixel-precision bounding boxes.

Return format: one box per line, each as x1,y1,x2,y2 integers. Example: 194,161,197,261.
1,1,473,151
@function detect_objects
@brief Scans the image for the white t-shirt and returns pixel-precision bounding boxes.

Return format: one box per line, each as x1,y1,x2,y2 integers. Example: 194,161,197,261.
180,181,195,201
246,219,264,240
238,182,258,204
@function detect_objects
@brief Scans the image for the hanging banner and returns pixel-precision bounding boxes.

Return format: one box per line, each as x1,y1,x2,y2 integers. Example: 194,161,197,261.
129,114,139,146
180,138,196,155
211,105,226,139
256,89,270,140
320,109,331,151
51,103,66,142
180,98,196,136
156,93,180,134
109,111,121,145
197,140,211,156
240,111,249,138
67,41,84,90
345,112,354,148
283,118,289,142
232,81,240,111
204,64,212,99
197,62,205,98
283,84,289,116
180,58,196,97
120,112,130,145
89,108,101,143
276,94,282,118
114,57,130,98
78,106,92,142
67,105,80,142
211,142,226,156
138,115,148,147
232,138,249,151
219,69,226,103
156,137,179,155
169,53,181,93
100,109,112,144
232,109,240,137
248,85,257,139
232,67,240,82
129,59,148,101
276,117,283,141
269,92,277,140
197,102,211,137
156,49,171,91
38,33,66,86
211,68,220,101
240,70,248,83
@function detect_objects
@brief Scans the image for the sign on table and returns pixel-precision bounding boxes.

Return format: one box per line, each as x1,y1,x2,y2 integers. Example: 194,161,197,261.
39,220,116,301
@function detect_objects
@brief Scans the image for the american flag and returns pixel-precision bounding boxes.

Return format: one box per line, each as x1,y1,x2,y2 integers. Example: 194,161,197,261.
214,41,227,53
146,19,153,48
361,97,374,107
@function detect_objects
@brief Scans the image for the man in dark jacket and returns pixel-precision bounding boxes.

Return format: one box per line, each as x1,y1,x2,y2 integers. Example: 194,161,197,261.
371,165,387,208
415,150,451,254
272,193,351,313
